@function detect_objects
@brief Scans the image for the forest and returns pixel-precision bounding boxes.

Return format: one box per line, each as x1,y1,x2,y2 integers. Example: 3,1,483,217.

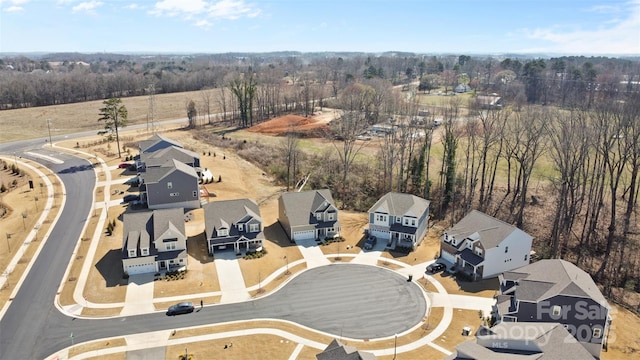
1,51,639,312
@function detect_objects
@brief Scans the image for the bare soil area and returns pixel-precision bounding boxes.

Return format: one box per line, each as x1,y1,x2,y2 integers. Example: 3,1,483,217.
246,113,331,137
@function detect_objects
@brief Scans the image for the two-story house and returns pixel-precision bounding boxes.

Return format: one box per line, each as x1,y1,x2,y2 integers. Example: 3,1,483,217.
440,210,533,280
139,145,201,175
136,134,184,171
494,259,610,358
367,192,430,250
203,198,264,255
121,208,188,275
139,159,201,210
278,189,340,242
446,322,595,359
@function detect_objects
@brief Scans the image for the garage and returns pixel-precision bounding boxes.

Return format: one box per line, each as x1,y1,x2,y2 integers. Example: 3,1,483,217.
126,262,156,275
370,229,390,240
293,230,315,241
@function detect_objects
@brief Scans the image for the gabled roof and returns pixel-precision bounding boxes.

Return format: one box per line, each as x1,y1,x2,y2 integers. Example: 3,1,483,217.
141,159,198,184
316,339,376,360
204,198,262,239
446,210,529,250
368,192,430,218
141,146,200,168
139,134,183,153
280,189,337,228
501,259,608,305
122,208,185,257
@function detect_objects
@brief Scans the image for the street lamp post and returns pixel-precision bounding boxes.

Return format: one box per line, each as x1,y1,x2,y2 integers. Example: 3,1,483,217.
393,333,397,359
284,255,290,275
47,119,53,146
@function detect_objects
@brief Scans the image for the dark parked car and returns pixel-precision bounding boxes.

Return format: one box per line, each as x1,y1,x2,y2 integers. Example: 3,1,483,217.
426,263,446,274
122,194,139,203
166,302,195,316
364,235,377,250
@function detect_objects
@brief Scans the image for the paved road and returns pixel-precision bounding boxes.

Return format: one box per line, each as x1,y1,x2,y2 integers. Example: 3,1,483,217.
0,135,426,359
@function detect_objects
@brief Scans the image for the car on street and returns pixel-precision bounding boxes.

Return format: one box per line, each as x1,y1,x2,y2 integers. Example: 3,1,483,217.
122,194,139,203
166,302,195,316
426,262,446,274
364,235,377,250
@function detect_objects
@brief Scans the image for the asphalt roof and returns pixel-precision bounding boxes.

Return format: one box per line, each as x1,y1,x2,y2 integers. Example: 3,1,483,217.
368,192,430,218
316,339,376,360
140,159,198,184
501,259,608,305
122,208,185,258
280,189,337,228
203,198,262,240
141,146,199,168
446,210,531,250
138,134,183,153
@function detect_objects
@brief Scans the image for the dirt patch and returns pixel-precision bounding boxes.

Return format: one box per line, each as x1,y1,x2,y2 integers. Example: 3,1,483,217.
246,114,329,137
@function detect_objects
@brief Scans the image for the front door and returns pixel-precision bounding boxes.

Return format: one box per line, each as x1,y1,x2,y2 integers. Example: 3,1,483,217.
159,261,166,270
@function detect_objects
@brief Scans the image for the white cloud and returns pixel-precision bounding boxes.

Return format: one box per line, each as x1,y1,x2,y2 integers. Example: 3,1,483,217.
5,5,23,11
194,19,212,28
526,1,640,54
151,0,259,21
72,1,103,14
125,3,139,10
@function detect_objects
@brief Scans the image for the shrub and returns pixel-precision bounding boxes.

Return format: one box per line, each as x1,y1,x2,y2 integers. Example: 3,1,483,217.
0,183,5,193
218,175,222,182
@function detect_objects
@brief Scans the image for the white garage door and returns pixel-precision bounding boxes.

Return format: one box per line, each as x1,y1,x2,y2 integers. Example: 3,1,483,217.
293,230,315,241
370,229,390,240
440,251,455,265
126,263,156,275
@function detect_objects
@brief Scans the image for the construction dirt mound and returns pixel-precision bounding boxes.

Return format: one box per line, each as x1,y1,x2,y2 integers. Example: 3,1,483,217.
247,114,329,137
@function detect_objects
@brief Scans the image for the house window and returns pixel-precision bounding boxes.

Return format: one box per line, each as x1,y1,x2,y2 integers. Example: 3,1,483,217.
167,243,176,251
396,216,401,223
475,248,483,256
250,223,259,232
328,213,334,221
552,305,562,316
316,213,322,220
169,192,179,197
179,259,184,263
238,224,243,231
505,246,509,253
593,328,602,338
167,182,173,189
524,254,528,261
411,219,416,226
192,191,197,197
128,249,136,257
141,248,148,256
218,228,229,237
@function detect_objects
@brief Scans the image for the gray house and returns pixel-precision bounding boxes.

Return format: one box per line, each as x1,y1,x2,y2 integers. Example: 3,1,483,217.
446,322,595,359
367,192,430,250
495,259,610,358
204,198,264,255
121,208,187,275
139,145,201,173
139,159,201,210
316,339,376,360
138,134,183,154
278,189,340,242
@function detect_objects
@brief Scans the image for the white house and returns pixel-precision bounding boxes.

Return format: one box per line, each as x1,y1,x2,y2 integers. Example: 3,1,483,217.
440,210,532,280
368,192,430,250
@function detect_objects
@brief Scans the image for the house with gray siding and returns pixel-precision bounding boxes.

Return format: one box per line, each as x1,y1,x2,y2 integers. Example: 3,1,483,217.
138,134,183,154
446,322,595,359
367,192,430,250
440,210,532,281
494,259,610,358
278,189,340,242
139,145,201,173
139,159,201,210
121,208,187,275
204,198,264,255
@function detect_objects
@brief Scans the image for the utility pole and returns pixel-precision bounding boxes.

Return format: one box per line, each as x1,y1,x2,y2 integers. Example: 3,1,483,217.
147,84,156,134
47,119,53,146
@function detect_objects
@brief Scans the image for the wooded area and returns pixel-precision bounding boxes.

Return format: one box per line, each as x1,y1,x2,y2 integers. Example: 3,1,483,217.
2,52,639,310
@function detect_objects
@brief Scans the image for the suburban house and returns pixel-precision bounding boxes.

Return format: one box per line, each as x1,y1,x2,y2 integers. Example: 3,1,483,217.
440,210,533,281
278,189,340,242
203,198,264,255
121,208,187,275
316,339,376,360
494,259,610,358
139,145,201,174
476,94,503,109
445,322,595,359
367,192,430,250
138,134,183,154
139,159,201,210
454,83,471,93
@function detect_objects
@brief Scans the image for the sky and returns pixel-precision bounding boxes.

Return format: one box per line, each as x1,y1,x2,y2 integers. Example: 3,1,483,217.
0,0,639,55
